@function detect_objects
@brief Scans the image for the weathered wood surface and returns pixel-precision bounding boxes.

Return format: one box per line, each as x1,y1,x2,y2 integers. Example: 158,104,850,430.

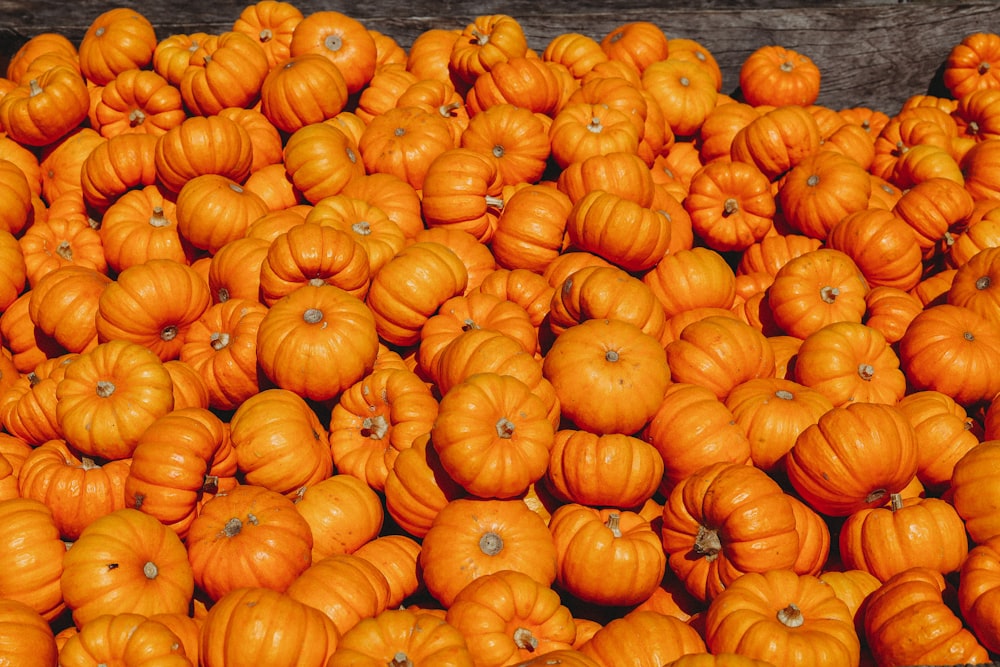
0,0,995,114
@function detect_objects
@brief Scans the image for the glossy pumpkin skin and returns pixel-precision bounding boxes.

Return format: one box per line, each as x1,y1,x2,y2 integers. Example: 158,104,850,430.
565,190,671,273
704,569,860,667
959,536,1000,654
949,441,1000,544
58,612,191,667
739,45,821,107
229,388,334,497
546,429,663,509
785,402,919,516
730,105,822,180
0,598,58,667
544,318,669,436
549,264,666,340
898,303,1000,407
186,484,314,602
293,475,384,562
60,508,194,627
0,65,91,147
55,339,175,460
550,504,666,606
579,610,707,667
838,494,969,583
328,607,474,667
896,390,981,490
256,284,379,402
445,569,577,666
0,498,66,622
660,462,800,602
419,497,558,608
864,567,990,667
153,114,254,194
286,552,391,635
200,587,339,667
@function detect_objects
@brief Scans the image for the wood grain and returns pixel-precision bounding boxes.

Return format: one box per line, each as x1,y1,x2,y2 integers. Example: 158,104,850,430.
0,1,993,113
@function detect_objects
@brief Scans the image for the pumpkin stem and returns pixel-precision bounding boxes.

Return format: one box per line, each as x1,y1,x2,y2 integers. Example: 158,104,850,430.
806,174,820,187
723,198,739,215
471,28,490,46
819,286,840,303
979,61,991,75
303,308,324,324
964,330,975,342
605,512,622,538
203,475,219,494
148,206,171,228
461,318,479,331
210,332,231,351
324,33,343,52
485,195,505,210
259,28,273,43
495,417,516,439
479,531,504,556
780,60,795,73
361,414,389,440
80,457,100,471
352,220,372,236
865,488,887,505
56,241,73,260
143,561,158,579
605,350,620,362
889,492,903,512
439,101,463,118
694,525,722,561
492,145,505,159
161,325,178,341
96,380,116,398
129,108,146,127
217,287,231,302
389,653,414,667
976,275,991,290
513,627,539,651
587,117,605,134
224,517,243,537
308,277,327,287
775,389,794,400
857,363,875,381
28,78,43,97
777,603,804,628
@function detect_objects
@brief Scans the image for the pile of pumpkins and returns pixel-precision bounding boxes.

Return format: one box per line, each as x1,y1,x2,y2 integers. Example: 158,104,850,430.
0,2,999,665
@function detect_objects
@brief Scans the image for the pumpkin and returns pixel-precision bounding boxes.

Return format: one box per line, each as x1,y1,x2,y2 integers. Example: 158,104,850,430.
77,7,156,85
549,264,666,340
896,390,981,490
228,388,334,497
466,54,563,116
579,610,707,667
864,567,989,666
60,507,194,627
898,303,1000,406
739,45,821,107
660,461,800,602
944,31,1000,98
0,598,58,667
958,535,1000,654
259,53,350,133
327,607,473,666
58,613,191,667
289,10,377,93
838,493,969,583
286,552,391,634
353,534,423,609
259,223,371,304
543,318,668,435
293,475,383,562
642,57,719,138
304,194,405,276
724,376,833,473
123,407,228,538
179,30,269,116
731,105,822,180
431,372,554,499
383,431,467,538
0,65,90,147
98,184,191,273
0,160,35,237
666,316,776,400
949,441,1000,543
792,321,906,407
186,484,313,601
365,241,469,347
785,402,919,516
419,497,558,607
256,283,378,402
546,429,663,509
329,365,437,491
550,504,666,606
175,173,270,255
27,265,110,354
824,208,922,292
643,382,753,491
445,569,577,665
92,68,185,138
199,587,338,667
231,0,304,69
684,159,775,252
704,569,860,667
153,113,254,194
663,655,777,667
0,498,66,621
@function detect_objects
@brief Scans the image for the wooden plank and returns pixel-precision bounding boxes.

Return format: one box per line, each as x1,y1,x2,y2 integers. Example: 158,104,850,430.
0,0,994,113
